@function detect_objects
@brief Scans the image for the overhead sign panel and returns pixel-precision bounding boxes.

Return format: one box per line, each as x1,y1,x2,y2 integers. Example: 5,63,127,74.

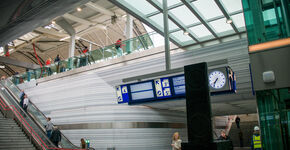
116,66,236,104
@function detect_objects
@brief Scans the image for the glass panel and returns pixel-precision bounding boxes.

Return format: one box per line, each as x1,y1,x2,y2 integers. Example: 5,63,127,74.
209,18,234,36
242,0,290,45
171,30,193,43
123,0,158,15
149,13,179,30
231,13,246,30
221,0,243,14
189,24,214,40
170,5,200,26
157,0,181,7
192,0,223,20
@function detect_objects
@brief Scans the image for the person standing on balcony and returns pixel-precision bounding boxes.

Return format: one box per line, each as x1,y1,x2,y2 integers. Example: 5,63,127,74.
23,94,29,112
54,54,61,73
50,126,61,147
45,58,52,76
115,39,125,57
45,117,53,138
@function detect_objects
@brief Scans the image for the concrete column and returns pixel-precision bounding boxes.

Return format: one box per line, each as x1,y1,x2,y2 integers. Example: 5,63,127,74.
68,34,75,69
68,34,76,58
125,13,133,54
163,0,171,70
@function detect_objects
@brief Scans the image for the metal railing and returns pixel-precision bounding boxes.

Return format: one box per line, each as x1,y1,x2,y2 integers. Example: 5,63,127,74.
11,32,156,85
0,81,94,150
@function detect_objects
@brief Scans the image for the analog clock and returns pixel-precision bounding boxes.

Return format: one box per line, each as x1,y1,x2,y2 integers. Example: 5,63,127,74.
209,71,226,89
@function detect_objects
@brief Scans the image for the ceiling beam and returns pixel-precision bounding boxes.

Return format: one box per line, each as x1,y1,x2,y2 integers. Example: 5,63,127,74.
0,56,40,69
108,0,182,47
214,0,239,33
85,2,114,16
63,13,95,26
147,0,200,43
181,0,218,38
34,27,67,38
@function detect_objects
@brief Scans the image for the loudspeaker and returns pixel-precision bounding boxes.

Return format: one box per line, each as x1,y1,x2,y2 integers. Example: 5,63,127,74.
184,62,213,146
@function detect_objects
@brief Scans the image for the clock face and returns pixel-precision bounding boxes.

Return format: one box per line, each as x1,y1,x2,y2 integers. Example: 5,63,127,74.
209,71,226,89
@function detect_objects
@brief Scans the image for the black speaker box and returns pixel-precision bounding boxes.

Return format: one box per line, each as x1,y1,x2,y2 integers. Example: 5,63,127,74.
184,62,213,146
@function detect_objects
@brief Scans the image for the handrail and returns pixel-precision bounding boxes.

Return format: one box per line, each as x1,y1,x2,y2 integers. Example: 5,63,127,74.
1,80,87,149
11,31,157,84
0,96,87,150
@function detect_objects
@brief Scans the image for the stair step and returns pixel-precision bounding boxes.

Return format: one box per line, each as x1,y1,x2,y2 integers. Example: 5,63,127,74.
0,139,29,142
0,144,35,148
0,136,28,140
0,142,33,145
0,148,36,150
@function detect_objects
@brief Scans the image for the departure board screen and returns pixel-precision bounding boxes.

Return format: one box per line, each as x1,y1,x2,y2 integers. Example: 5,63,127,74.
154,77,172,99
130,82,155,101
172,75,186,95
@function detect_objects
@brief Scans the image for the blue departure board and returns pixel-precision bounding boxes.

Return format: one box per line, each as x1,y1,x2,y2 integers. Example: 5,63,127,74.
116,85,129,103
116,66,236,104
154,77,171,99
172,75,186,95
130,82,154,101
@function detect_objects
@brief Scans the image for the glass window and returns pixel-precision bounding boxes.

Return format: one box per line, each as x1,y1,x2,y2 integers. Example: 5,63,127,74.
192,0,223,20
220,0,243,14
149,13,179,30
171,30,193,43
156,0,181,7
170,5,200,26
209,18,234,36
231,13,246,31
123,0,158,15
189,24,214,40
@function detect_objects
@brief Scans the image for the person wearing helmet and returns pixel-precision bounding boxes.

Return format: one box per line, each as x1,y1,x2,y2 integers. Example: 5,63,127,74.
251,126,262,150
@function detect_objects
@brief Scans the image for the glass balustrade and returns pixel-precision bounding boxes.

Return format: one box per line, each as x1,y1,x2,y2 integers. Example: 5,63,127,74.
11,32,155,85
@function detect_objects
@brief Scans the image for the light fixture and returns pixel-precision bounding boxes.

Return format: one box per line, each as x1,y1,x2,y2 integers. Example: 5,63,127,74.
77,7,82,12
51,20,56,24
122,14,127,18
183,31,189,35
226,19,233,24
0,65,5,69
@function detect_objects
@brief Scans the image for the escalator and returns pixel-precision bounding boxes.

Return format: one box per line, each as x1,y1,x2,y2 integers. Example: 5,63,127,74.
0,80,87,150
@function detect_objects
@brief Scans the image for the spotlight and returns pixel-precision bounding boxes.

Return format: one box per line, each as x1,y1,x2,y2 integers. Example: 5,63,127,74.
183,31,189,35
226,19,233,24
77,7,82,12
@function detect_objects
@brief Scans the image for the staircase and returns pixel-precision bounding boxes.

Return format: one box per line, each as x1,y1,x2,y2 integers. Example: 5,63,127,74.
0,112,36,150
229,114,258,148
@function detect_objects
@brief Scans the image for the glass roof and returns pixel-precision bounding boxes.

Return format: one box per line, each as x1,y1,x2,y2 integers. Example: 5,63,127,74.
112,0,246,47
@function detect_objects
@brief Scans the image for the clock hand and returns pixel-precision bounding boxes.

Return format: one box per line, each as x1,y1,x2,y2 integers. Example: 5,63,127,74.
213,78,218,86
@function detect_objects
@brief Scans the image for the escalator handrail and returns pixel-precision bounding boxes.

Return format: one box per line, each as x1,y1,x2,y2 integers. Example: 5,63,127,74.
0,87,88,150
0,96,47,150
2,80,80,149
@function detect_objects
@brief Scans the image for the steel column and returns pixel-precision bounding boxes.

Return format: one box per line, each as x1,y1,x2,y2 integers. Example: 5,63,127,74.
163,0,171,71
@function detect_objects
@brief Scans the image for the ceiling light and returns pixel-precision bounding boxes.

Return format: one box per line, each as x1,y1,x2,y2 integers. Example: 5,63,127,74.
0,65,5,69
226,19,233,24
183,31,189,35
51,20,56,24
122,14,127,18
77,7,82,12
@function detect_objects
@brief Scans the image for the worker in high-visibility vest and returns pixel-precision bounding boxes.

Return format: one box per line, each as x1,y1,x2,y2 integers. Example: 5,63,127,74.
251,126,262,150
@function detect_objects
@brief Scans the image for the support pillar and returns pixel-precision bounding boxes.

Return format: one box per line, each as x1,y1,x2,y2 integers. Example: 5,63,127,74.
163,0,171,71
68,34,75,70
125,13,133,54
